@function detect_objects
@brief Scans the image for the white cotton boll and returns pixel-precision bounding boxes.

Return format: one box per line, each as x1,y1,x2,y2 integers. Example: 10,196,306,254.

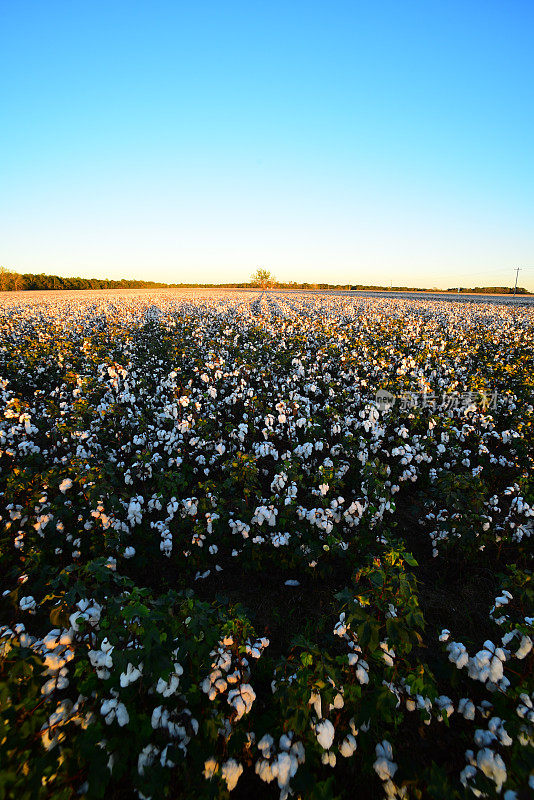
488,656,504,683
475,731,496,748
309,691,322,719
41,678,57,695
439,629,450,642
458,698,476,720
333,693,344,709
355,661,370,684
124,546,135,558
315,719,335,750
436,696,454,719
276,751,293,788
42,630,61,649
151,706,163,729
19,596,36,612
334,613,347,637
203,757,218,779
380,643,395,666
257,734,274,758
115,702,129,727
291,740,305,765
279,733,292,751
119,663,142,688
340,734,357,757
501,630,516,646
19,633,33,652
156,673,179,697
285,579,300,586
468,643,505,683
515,635,532,659
256,759,276,783
221,759,243,791
373,740,397,781
478,700,493,718
488,717,513,747
227,684,256,719
138,744,159,776
59,478,73,493
101,698,117,724
460,764,477,788
476,748,507,793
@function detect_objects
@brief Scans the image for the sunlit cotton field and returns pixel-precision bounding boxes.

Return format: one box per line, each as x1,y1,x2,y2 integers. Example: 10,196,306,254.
0,290,533,800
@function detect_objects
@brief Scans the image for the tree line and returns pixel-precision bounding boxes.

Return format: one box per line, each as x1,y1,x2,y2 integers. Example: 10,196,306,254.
0,267,529,294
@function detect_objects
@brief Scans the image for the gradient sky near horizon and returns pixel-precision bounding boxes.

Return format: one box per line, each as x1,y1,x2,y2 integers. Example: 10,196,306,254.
2,1,534,290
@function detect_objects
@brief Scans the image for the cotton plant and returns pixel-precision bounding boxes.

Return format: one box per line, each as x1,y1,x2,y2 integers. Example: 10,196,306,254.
1,289,533,798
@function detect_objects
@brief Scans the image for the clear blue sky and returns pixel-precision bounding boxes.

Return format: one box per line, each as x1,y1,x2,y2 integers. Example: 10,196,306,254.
2,0,533,289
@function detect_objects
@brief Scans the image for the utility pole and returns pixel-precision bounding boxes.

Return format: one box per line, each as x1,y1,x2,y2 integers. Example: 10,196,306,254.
513,267,521,296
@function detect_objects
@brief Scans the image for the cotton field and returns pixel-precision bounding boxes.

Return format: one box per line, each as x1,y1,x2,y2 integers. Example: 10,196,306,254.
0,290,532,800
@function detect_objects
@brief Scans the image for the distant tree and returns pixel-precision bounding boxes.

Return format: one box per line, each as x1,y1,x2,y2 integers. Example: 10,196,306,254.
0,267,13,291
250,267,275,288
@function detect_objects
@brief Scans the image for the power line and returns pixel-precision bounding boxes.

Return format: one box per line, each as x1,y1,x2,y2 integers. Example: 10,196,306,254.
513,267,521,296
429,266,532,281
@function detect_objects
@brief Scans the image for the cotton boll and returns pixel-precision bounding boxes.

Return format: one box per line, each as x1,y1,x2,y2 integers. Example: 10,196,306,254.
476,748,507,793
333,692,344,709
115,702,130,727
227,684,256,719
255,759,276,783
447,641,469,669
380,642,395,666
279,733,292,751
436,696,454,719
221,759,243,791
203,757,218,780
355,661,370,684
309,691,322,718
315,719,335,750
19,596,36,613
275,751,293,788
138,744,159,776
374,740,397,781
340,734,357,757
515,635,532,660
257,734,274,758
458,698,476,720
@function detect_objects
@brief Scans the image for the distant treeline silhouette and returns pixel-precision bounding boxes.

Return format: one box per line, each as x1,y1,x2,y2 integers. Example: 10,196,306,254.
0,268,530,294
445,286,530,294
